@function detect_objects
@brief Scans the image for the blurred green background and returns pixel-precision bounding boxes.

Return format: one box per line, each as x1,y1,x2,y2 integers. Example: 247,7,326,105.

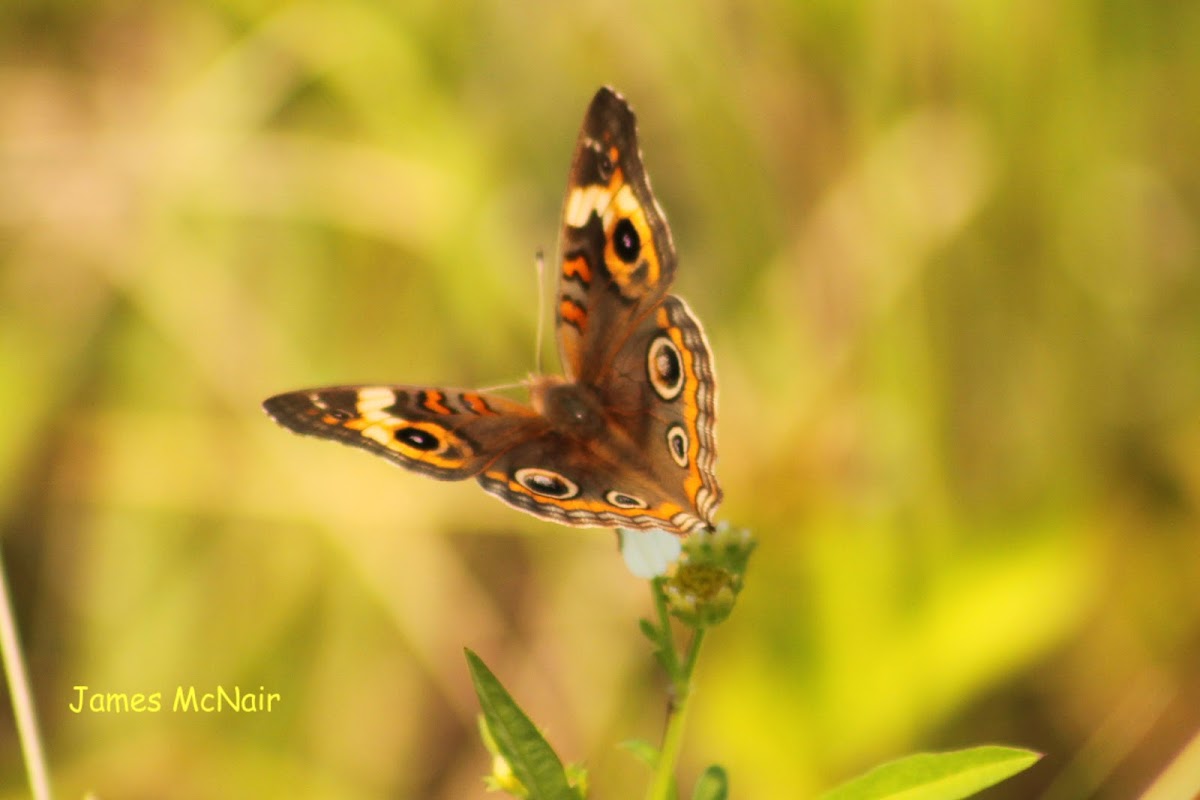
3,1,1199,798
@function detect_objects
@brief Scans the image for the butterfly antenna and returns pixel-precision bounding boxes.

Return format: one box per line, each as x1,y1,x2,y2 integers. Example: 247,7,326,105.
475,379,525,393
534,248,547,375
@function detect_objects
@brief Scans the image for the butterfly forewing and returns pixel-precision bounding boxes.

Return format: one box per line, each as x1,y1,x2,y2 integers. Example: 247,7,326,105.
263,387,545,480
556,87,679,385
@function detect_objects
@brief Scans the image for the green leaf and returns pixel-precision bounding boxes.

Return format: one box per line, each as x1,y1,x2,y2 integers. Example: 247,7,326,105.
639,618,662,645
465,648,580,800
619,738,661,769
638,619,675,675
820,746,1041,800
691,765,729,800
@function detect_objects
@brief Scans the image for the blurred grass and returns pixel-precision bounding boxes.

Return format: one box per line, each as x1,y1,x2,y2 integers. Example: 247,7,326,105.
2,1,1199,798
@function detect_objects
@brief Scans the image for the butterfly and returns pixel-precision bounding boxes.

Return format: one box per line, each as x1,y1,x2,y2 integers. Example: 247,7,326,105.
263,87,720,535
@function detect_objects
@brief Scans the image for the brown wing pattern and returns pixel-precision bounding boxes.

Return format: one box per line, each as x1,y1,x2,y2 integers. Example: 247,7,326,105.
263,386,545,480
556,86,679,385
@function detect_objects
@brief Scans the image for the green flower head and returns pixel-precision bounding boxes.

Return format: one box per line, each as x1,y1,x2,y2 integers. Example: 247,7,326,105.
663,524,755,627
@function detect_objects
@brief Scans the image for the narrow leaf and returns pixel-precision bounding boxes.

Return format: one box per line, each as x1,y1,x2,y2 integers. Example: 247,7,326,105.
619,738,661,769
466,648,579,800
691,765,729,800
820,746,1041,800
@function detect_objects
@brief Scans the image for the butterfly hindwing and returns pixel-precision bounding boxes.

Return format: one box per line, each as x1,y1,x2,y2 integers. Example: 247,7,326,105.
605,294,721,528
476,434,706,532
587,293,720,531
472,294,719,534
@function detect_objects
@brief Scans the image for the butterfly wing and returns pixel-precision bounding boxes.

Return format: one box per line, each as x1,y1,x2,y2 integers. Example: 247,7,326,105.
473,294,719,535
476,429,708,533
551,88,720,532
601,293,721,531
263,386,547,480
556,86,677,384
263,382,711,533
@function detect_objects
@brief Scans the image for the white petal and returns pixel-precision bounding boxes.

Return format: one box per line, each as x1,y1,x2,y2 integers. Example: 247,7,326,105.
619,528,682,579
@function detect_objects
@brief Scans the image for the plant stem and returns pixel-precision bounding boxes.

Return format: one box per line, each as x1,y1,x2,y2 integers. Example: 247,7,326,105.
646,606,708,800
651,578,679,677
680,628,706,690
0,548,53,800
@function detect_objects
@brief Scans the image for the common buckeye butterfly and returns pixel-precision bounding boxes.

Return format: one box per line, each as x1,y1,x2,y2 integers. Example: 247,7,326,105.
264,87,720,535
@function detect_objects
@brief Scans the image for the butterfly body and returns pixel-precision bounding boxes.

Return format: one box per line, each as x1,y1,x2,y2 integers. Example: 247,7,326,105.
264,87,720,535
